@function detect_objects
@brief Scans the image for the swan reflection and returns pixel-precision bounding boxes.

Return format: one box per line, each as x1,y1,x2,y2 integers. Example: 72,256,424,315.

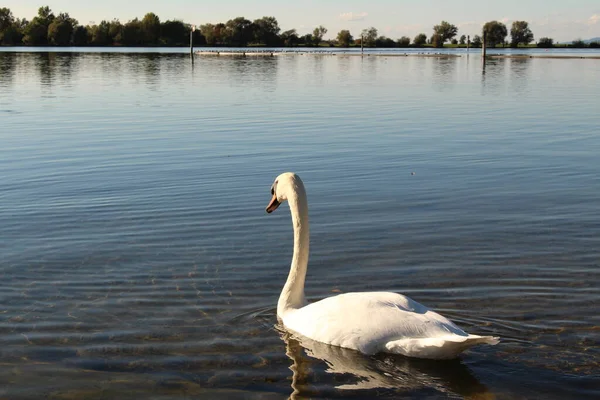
279,328,493,399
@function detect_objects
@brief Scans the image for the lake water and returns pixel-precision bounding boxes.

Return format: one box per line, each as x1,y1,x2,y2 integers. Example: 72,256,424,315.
1,48,599,399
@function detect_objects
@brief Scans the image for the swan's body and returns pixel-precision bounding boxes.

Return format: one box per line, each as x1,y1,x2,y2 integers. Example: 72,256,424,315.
266,172,498,359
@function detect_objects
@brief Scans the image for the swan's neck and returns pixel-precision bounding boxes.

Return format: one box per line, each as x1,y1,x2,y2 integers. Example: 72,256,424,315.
278,184,309,318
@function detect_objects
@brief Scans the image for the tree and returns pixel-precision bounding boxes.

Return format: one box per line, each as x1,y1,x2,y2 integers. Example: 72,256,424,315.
482,21,507,47
413,33,427,47
224,17,253,46
200,23,218,45
0,7,14,33
47,12,77,46
280,29,299,46
121,18,144,46
397,36,410,47
375,36,395,47
537,37,553,48
160,20,188,46
0,7,20,45
571,39,585,48
88,20,111,45
141,12,160,45
432,21,457,46
459,34,466,45
510,21,533,47
299,33,313,46
431,33,444,48
471,34,482,48
361,27,377,47
23,6,55,45
71,25,88,45
312,25,327,46
336,29,353,47
108,19,123,43
450,38,458,45
253,16,280,46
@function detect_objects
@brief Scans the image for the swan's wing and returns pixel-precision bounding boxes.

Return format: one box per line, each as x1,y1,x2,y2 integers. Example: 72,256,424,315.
282,292,472,355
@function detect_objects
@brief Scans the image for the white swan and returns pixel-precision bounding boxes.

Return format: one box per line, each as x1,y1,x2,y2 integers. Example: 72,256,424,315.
266,172,499,360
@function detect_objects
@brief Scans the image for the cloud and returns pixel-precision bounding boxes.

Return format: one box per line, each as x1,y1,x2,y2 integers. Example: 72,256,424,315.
588,14,599,25
339,12,368,22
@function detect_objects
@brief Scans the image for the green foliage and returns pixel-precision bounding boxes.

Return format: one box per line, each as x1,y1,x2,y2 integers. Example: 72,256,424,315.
571,39,585,48
253,16,281,46
510,21,533,47
71,25,88,46
280,29,299,46
413,33,427,47
537,37,553,48
141,12,160,45
375,36,395,47
22,6,55,45
483,21,507,47
200,23,218,45
224,17,253,46
89,20,111,45
431,33,444,48
361,27,377,47
121,18,144,46
0,7,14,33
312,25,327,46
299,33,313,47
432,21,457,45
471,35,482,47
459,34,466,45
589,42,600,48
397,36,410,47
450,38,458,45
336,29,353,47
47,13,77,46
0,7,25,45
160,20,188,46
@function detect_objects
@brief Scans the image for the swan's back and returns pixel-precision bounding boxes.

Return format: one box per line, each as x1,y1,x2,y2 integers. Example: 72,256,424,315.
281,292,498,359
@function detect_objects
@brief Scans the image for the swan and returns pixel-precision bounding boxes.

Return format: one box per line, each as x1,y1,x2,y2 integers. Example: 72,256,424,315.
266,172,499,360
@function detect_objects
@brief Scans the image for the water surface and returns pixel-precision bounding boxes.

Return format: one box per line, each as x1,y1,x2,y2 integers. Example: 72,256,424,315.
1,50,599,399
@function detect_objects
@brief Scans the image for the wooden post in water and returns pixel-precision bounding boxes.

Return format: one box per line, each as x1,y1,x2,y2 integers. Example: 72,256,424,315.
467,35,470,52
190,25,195,55
482,31,487,59
361,34,364,55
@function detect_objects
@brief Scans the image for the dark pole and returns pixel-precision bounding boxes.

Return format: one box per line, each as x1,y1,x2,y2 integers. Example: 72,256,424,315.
190,25,195,55
482,31,487,59
361,34,364,55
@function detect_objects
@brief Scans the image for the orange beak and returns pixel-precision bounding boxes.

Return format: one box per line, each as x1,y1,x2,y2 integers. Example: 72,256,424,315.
266,194,281,213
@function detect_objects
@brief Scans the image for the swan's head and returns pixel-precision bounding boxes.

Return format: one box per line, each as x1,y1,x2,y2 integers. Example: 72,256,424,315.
266,172,304,213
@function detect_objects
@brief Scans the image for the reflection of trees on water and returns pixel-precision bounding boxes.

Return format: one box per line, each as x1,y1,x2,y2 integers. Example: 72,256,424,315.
481,57,533,96
35,53,78,96
508,57,532,95
432,57,459,92
0,53,16,88
359,55,379,84
280,327,491,399
193,56,280,94
480,58,506,96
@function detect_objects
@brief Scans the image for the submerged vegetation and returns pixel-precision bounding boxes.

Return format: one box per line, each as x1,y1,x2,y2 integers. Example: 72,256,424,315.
0,6,598,49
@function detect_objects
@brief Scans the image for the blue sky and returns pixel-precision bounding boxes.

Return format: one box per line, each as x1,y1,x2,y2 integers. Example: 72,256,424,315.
7,0,600,41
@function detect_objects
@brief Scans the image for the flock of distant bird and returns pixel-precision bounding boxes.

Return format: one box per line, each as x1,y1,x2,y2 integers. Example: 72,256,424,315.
195,49,455,57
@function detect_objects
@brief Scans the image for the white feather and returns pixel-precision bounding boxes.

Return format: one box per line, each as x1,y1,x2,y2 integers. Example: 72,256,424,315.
268,172,499,359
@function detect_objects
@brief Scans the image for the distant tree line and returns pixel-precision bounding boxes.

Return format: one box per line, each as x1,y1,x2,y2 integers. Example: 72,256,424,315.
1,6,599,49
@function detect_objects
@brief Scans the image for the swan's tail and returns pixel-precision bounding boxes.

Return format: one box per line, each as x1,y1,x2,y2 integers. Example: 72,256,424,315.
384,335,499,360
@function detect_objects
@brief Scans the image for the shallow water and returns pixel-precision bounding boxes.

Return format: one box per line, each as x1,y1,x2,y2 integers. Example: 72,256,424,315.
0,49,599,399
